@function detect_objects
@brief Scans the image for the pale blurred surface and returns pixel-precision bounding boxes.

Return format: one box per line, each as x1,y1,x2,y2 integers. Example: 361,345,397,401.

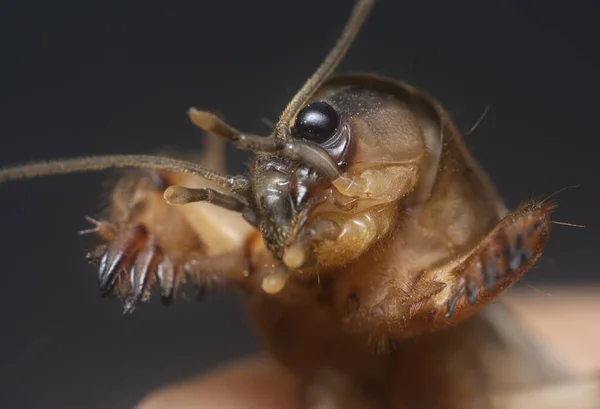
505,288,600,376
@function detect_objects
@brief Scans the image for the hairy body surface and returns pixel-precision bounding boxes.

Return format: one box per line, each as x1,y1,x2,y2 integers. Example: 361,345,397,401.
85,80,565,406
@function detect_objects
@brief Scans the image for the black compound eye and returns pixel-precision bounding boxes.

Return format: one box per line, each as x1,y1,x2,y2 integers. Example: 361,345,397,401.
293,102,340,143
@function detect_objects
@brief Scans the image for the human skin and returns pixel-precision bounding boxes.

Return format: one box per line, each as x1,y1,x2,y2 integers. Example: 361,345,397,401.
135,287,600,409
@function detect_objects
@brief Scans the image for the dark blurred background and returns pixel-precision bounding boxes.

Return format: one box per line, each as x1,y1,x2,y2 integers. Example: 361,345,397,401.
0,0,598,408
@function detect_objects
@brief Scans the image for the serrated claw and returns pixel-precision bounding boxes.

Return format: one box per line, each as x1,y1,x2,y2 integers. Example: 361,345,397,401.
129,243,163,306
85,217,238,309
97,224,147,296
156,258,176,305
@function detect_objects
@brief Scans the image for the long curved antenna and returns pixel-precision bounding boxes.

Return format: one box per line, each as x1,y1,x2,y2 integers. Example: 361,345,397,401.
0,2,377,190
275,0,376,139
0,155,249,193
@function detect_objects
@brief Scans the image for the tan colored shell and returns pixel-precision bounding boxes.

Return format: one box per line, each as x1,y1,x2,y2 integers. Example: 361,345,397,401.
83,72,596,408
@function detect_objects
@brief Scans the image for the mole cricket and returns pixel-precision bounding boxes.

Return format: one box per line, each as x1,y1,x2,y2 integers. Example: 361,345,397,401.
1,0,598,408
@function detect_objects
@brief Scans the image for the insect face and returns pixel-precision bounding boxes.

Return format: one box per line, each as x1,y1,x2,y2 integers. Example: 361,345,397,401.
247,154,329,257
239,82,432,271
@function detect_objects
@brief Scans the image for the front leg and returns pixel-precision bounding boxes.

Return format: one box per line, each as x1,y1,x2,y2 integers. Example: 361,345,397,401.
84,166,261,310
344,200,553,338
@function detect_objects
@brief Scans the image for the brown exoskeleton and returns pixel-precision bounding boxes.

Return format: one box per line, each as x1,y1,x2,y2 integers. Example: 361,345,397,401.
1,0,598,408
